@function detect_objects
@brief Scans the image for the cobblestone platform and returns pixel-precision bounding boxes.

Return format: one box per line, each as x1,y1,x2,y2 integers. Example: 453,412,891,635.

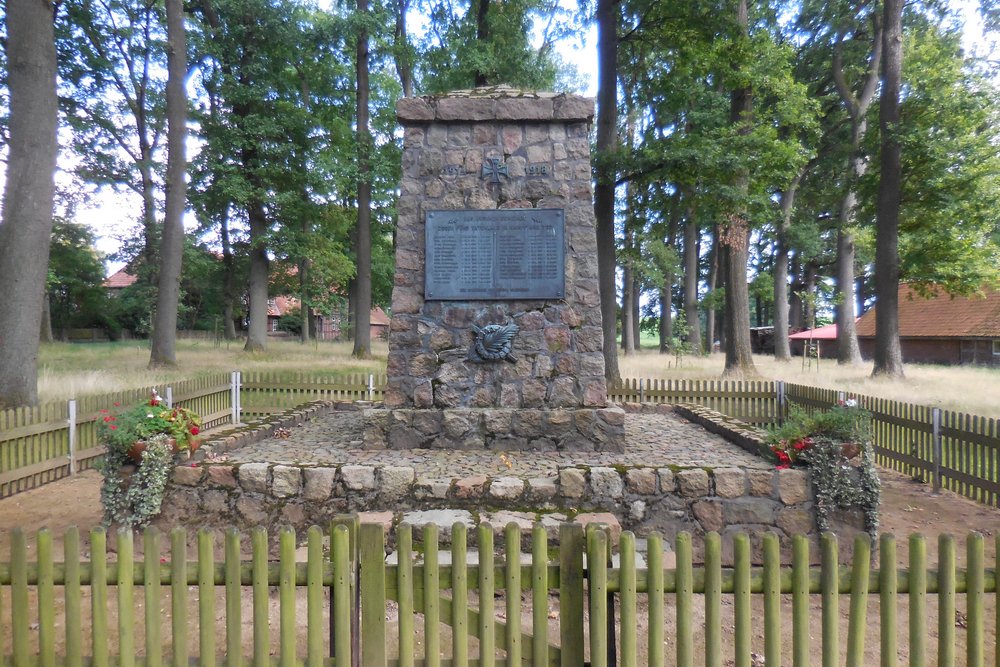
220,409,773,477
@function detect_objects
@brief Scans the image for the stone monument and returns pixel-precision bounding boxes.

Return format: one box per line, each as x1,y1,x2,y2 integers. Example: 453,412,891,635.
364,87,625,451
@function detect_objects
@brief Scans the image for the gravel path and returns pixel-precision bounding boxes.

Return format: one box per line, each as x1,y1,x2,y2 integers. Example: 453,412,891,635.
221,410,773,478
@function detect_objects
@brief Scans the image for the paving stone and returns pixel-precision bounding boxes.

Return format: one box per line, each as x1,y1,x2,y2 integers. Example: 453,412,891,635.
303,467,337,501
206,465,237,488
625,468,657,495
173,465,205,486
590,467,624,499
526,477,557,501
272,465,302,498
401,509,475,538
777,469,810,505
489,477,525,500
676,469,711,497
559,468,586,498
379,466,416,499
713,468,746,498
573,512,622,544
454,475,489,499
238,463,268,493
341,465,376,491
414,477,452,500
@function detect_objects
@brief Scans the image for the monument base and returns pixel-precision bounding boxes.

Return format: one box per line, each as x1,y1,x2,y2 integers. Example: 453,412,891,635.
361,406,626,452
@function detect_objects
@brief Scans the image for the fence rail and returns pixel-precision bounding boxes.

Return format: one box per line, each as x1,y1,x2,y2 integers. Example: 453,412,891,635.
4,372,1000,508
240,371,385,417
0,374,233,498
1,522,997,667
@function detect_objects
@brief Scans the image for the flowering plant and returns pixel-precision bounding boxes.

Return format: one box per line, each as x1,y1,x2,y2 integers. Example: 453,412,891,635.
97,390,202,456
767,399,871,468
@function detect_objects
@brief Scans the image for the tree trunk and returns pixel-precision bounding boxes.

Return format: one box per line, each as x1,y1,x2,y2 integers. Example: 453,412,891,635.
394,0,413,97
872,0,905,377
773,173,801,361
621,227,635,355
353,0,373,359
0,0,58,408
834,225,863,363
473,0,490,86
721,0,757,377
149,0,187,368
244,198,269,352
683,204,701,353
705,225,718,354
40,293,54,343
219,209,239,340
594,0,620,382
300,257,312,343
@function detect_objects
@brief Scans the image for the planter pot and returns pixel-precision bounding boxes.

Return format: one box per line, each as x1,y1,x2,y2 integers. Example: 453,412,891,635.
841,442,861,460
126,438,178,463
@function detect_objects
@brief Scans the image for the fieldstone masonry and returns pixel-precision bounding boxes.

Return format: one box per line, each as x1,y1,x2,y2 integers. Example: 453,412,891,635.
368,86,625,451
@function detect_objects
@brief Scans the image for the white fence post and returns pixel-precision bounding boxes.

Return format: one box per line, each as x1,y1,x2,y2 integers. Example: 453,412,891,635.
368,373,375,401
639,378,645,403
932,407,943,494
236,371,242,423
166,386,173,408
231,371,239,425
67,399,77,475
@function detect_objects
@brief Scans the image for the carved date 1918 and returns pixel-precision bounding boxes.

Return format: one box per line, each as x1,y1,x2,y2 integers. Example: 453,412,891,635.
526,164,549,177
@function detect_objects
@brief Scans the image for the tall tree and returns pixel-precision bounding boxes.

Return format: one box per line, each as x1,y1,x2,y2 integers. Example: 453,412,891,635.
872,0,904,377
0,0,58,408
720,0,756,377
149,0,188,367
594,0,620,382
830,9,881,365
353,0,373,358
62,0,167,284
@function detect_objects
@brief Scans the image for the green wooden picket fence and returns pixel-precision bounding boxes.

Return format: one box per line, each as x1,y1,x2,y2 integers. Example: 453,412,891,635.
608,378,779,425
239,372,386,418
3,372,1000,509
2,521,999,667
0,374,234,498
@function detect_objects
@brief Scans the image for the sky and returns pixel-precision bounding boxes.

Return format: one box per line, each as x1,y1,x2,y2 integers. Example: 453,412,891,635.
6,0,995,275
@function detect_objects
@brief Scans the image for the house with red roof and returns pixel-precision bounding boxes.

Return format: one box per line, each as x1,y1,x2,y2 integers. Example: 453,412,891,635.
788,322,840,359
855,284,1000,366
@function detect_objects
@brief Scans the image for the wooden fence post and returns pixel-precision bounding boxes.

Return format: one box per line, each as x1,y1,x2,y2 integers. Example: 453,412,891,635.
166,386,173,408
776,381,785,423
932,408,943,493
560,523,585,667
67,399,77,475
368,374,375,401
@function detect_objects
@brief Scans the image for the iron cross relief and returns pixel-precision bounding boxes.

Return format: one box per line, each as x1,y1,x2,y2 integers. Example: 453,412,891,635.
481,157,509,183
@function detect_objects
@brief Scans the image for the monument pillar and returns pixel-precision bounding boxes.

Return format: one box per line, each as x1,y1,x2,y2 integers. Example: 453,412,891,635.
367,86,624,451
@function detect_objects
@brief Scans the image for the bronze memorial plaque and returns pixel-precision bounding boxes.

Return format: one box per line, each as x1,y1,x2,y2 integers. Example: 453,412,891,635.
425,208,565,301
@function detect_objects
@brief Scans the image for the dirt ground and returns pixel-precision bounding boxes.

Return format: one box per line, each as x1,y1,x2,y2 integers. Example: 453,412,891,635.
1,467,998,665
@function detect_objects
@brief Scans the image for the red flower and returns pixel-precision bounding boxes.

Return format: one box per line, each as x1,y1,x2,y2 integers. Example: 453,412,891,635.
776,464,791,470
100,409,109,414
103,416,112,422
190,426,200,435
109,425,117,430
113,402,121,407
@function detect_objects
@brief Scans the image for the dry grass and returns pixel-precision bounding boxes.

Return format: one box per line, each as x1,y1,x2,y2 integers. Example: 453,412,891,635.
618,349,1000,418
36,338,387,404
35,339,1000,418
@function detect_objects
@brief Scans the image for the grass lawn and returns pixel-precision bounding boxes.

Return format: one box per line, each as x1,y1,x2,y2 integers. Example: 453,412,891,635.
37,338,387,404
618,348,1000,418
34,337,1000,418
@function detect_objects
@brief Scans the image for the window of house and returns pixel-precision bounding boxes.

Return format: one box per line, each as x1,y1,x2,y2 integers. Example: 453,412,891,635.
993,339,1000,356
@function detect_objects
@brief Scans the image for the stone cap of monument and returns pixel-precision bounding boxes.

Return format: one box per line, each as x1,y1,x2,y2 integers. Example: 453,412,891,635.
397,85,595,124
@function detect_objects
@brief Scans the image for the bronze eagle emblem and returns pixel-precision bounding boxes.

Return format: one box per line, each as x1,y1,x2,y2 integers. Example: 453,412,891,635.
469,322,519,363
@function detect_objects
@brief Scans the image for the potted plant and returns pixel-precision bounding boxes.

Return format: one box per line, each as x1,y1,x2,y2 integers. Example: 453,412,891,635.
767,399,881,540
97,389,202,462
97,391,202,529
